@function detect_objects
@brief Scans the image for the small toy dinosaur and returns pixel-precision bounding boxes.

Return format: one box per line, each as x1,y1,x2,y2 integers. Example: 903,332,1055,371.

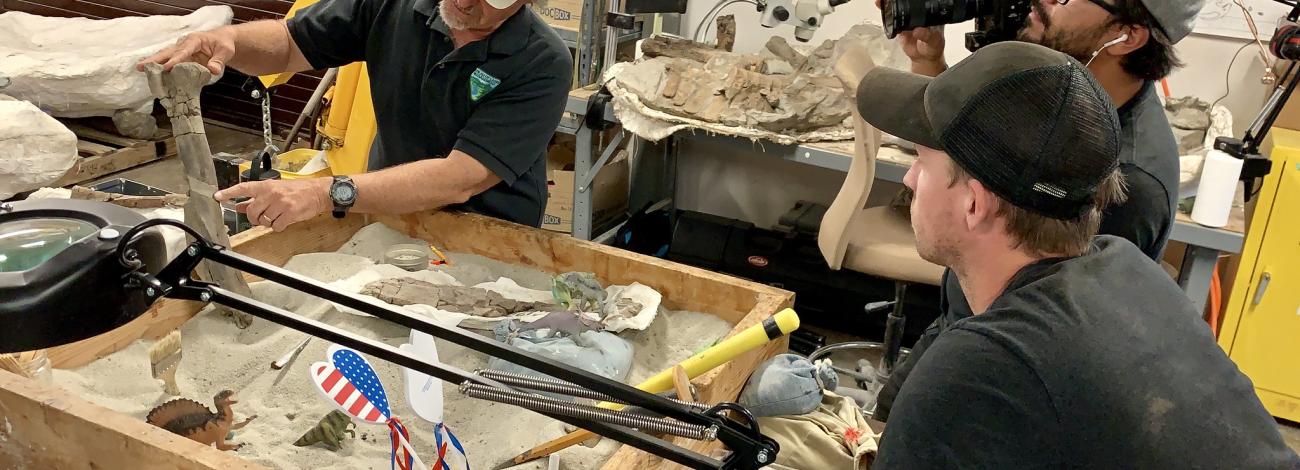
294,410,356,451
146,390,257,451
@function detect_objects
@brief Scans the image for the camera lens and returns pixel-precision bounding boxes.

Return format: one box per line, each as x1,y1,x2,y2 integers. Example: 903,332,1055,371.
883,0,997,38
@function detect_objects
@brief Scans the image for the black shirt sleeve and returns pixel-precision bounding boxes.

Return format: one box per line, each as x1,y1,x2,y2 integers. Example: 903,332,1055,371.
454,52,573,186
285,0,379,70
1098,164,1173,260
875,328,1062,469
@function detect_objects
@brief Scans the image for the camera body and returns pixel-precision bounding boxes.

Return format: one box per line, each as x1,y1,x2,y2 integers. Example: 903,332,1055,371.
882,0,1031,52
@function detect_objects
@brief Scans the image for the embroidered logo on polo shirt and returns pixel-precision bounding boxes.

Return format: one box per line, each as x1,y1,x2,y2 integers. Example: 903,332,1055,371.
469,68,501,102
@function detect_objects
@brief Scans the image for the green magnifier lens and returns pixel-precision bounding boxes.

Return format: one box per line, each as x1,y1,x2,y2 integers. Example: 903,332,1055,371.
0,217,100,272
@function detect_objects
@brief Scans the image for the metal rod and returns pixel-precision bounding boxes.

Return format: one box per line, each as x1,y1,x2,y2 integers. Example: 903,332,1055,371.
197,283,721,470
1244,61,1300,156
602,0,622,77
477,369,707,410
579,130,626,192
460,383,717,441
878,282,908,381
282,68,339,150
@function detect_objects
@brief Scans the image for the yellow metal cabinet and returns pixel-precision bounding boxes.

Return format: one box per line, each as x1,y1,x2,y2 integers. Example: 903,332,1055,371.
1219,128,1300,422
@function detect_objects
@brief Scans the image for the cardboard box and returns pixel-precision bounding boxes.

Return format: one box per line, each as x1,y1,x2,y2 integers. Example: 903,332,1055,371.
530,0,582,34
543,149,630,234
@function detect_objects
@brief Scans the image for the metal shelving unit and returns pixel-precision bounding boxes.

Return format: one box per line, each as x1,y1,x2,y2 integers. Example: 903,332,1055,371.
558,91,1247,313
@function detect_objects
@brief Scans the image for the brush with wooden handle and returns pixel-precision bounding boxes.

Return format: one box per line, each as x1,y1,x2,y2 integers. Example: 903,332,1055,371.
492,308,801,469
0,353,31,378
149,330,183,396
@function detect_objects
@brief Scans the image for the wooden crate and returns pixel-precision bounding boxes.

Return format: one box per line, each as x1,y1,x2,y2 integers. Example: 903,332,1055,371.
0,211,795,470
50,122,178,188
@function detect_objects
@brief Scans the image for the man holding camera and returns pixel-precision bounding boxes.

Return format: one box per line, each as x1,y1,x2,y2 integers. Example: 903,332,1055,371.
874,0,1201,422
849,40,1298,468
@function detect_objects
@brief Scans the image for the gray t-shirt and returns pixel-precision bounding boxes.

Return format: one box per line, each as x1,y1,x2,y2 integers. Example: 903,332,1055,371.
875,237,1300,469
875,81,1181,421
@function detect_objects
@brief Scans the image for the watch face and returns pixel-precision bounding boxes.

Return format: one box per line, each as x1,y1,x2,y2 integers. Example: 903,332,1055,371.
331,183,356,204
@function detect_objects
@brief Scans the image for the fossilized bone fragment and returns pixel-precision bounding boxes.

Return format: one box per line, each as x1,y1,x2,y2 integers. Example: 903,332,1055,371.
144,62,253,328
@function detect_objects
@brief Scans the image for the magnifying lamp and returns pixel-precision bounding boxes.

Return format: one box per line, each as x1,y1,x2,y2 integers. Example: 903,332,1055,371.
0,199,778,470
0,199,167,351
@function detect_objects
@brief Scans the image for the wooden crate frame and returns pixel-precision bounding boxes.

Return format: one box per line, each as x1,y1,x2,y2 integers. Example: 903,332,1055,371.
0,211,795,470
50,122,178,188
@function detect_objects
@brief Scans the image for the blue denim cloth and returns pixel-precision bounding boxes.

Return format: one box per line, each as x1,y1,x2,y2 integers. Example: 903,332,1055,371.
739,354,839,418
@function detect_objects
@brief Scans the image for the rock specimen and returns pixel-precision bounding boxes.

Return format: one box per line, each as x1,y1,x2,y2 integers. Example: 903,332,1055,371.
0,95,77,199
361,278,552,317
1164,96,1212,155
0,6,232,138
146,62,253,328
606,24,907,140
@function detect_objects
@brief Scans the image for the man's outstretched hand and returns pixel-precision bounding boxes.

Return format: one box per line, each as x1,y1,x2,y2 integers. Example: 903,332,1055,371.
214,178,332,232
137,30,235,76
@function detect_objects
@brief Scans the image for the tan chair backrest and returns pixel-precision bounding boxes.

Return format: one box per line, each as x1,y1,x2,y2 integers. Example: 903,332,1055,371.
819,103,882,270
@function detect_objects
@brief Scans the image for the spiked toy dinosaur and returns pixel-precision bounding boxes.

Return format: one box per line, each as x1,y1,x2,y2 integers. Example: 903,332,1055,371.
146,390,257,451
293,410,356,451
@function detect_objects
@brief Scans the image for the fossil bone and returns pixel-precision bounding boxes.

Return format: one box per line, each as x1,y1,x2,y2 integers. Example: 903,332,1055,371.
144,62,253,328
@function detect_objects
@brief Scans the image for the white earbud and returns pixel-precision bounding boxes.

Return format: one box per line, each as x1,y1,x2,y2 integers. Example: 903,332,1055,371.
1086,33,1130,66
1101,33,1130,49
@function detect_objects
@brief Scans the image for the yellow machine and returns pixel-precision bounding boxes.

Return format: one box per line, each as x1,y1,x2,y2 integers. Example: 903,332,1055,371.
1218,127,1300,423
248,0,374,177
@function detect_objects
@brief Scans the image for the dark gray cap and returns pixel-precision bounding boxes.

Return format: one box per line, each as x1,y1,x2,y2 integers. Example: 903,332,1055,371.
1140,0,1204,43
857,41,1121,220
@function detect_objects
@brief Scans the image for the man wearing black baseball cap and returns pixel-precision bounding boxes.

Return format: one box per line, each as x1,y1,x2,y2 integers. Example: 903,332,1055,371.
875,0,1205,424
853,41,1299,468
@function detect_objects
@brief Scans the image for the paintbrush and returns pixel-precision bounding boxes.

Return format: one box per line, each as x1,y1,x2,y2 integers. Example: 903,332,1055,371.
0,353,31,378
149,330,182,396
272,338,311,370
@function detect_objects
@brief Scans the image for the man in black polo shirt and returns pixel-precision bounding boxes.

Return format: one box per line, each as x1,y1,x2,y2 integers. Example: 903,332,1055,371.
850,41,1299,468
873,0,1202,422
140,0,572,229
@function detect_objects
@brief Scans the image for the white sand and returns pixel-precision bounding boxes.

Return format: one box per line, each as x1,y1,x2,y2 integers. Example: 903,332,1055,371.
56,223,733,470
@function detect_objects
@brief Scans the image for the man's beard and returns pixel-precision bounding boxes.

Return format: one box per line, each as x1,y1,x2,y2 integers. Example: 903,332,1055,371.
439,0,474,30
1017,0,1110,63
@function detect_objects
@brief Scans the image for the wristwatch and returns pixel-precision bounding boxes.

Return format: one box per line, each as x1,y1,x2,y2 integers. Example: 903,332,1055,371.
329,175,357,219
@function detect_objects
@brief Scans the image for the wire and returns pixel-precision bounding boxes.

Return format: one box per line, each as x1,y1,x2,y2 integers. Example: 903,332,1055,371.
1235,0,1275,69
692,0,758,43
1211,42,1255,110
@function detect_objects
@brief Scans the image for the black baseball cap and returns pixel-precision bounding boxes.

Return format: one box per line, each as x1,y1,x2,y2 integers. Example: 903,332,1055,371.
858,41,1121,220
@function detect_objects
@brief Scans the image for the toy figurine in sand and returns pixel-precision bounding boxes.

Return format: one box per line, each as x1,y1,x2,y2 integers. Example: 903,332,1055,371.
552,272,606,312
294,410,356,451
145,390,257,451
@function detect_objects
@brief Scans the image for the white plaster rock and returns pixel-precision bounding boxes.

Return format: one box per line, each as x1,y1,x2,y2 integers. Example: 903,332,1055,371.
0,6,233,119
0,96,78,199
